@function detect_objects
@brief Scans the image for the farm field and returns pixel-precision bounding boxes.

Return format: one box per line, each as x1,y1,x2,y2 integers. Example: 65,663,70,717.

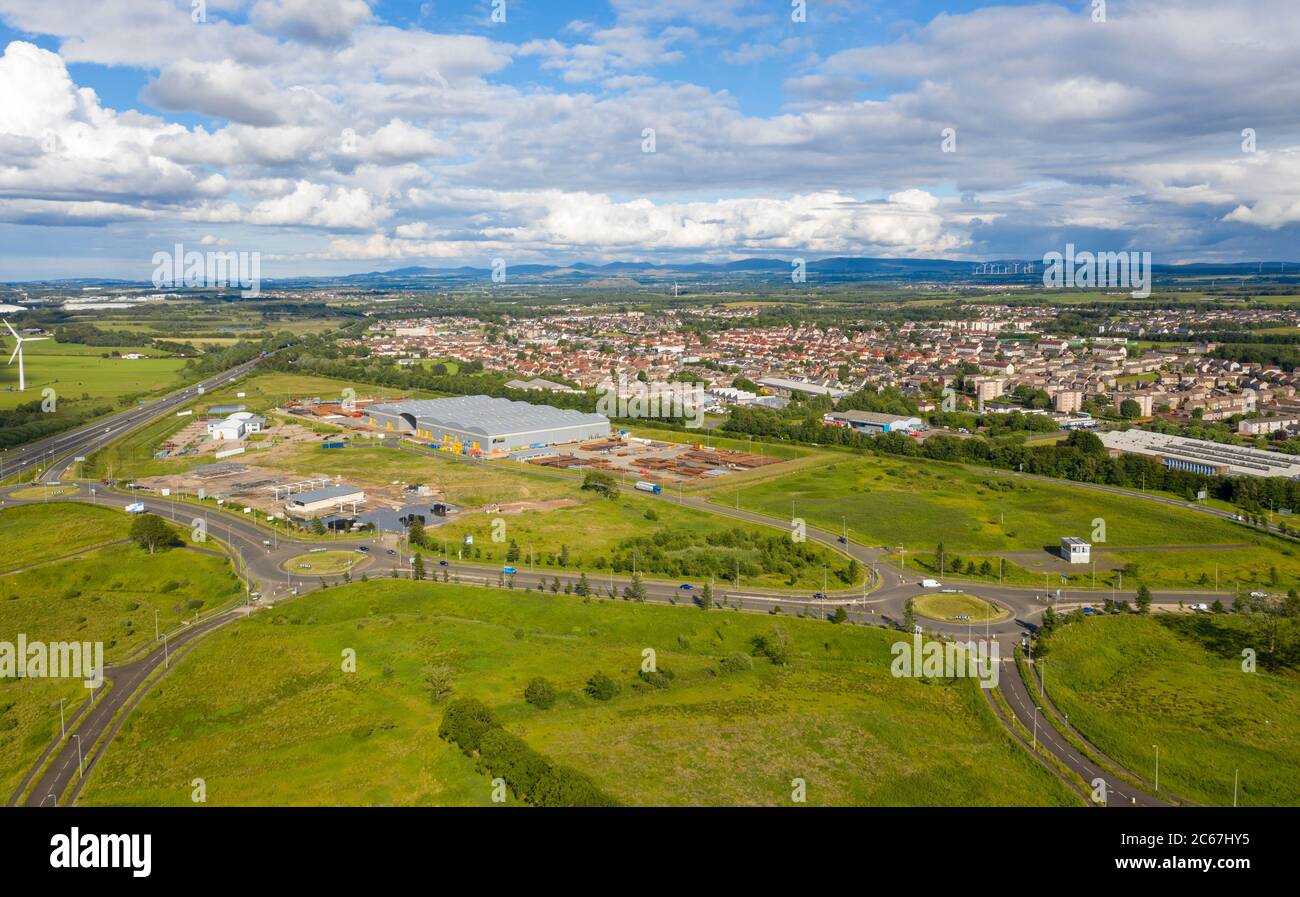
1038,615,1300,806
0,503,242,800
0,338,189,410
78,581,1078,807
708,454,1300,591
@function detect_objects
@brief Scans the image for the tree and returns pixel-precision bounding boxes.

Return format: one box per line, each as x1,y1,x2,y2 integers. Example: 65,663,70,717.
831,606,848,624
407,517,426,548
129,514,176,554
1135,583,1152,614
580,470,619,499
1120,398,1142,419
412,552,426,581
701,581,714,610
524,677,557,709
629,571,647,602
423,663,455,703
559,544,570,567
902,597,917,633
506,540,521,563
309,517,327,536
576,572,591,597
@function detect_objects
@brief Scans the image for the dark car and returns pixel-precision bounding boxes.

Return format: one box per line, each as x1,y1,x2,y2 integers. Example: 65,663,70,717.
813,592,828,600
678,583,694,591
439,560,449,566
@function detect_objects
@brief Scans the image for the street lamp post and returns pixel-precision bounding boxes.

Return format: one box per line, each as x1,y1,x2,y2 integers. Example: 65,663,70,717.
59,697,66,739
74,734,83,780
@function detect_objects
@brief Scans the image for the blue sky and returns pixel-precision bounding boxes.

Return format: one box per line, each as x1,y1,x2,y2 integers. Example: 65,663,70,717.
0,0,1297,280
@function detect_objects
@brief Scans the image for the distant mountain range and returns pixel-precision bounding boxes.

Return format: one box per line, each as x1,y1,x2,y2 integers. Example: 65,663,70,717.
3,256,1297,289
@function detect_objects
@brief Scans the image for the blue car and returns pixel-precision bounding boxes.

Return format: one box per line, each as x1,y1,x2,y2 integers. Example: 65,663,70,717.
502,566,517,575
679,583,694,591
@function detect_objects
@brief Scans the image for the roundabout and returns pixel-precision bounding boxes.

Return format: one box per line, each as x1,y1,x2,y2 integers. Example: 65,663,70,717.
282,549,371,577
913,591,1010,625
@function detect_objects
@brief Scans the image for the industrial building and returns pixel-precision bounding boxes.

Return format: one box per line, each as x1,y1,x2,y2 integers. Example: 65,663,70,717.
1100,429,1300,479
365,395,610,456
757,376,851,399
822,410,924,434
206,411,265,442
285,484,366,517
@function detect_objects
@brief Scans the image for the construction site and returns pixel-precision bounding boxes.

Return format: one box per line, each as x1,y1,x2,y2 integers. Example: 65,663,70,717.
522,436,784,483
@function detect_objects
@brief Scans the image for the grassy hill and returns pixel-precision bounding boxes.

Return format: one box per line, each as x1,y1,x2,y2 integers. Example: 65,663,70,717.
79,581,1078,806
1038,614,1300,806
710,454,1300,591
0,502,242,801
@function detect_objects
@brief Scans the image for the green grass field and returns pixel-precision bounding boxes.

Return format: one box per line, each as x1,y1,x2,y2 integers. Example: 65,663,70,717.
424,488,856,591
78,580,1078,806
1038,615,1300,806
914,593,1008,623
285,550,364,575
709,454,1300,591
0,339,188,410
0,503,132,571
0,503,242,800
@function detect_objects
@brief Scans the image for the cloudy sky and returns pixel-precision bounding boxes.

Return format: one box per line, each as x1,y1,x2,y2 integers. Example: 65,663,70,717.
0,0,1297,280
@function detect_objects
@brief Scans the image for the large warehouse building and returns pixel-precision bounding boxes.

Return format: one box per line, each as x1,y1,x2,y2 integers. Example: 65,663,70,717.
365,395,610,456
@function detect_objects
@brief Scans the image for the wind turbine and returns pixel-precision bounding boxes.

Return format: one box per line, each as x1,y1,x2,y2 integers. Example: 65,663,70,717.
4,319,48,392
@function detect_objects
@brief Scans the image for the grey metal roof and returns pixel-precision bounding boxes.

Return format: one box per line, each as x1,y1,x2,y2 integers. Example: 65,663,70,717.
290,484,364,503
370,395,607,437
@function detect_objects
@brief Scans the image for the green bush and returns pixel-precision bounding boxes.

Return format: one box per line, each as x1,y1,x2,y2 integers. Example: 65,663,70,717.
584,671,620,701
718,653,753,674
524,677,557,709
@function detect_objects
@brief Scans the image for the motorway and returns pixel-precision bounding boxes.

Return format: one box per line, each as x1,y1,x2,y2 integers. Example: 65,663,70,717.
1,357,261,484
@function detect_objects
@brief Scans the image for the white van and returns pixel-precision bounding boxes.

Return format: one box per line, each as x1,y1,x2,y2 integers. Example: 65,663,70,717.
921,579,942,588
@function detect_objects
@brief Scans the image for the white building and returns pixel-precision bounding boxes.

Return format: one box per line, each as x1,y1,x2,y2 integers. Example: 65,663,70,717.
206,411,265,442
1061,537,1091,564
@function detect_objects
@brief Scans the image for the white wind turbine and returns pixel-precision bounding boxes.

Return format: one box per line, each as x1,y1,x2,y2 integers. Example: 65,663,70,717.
4,319,48,392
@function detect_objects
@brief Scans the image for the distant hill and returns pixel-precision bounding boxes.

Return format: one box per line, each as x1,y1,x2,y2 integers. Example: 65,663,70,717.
3,256,1297,288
